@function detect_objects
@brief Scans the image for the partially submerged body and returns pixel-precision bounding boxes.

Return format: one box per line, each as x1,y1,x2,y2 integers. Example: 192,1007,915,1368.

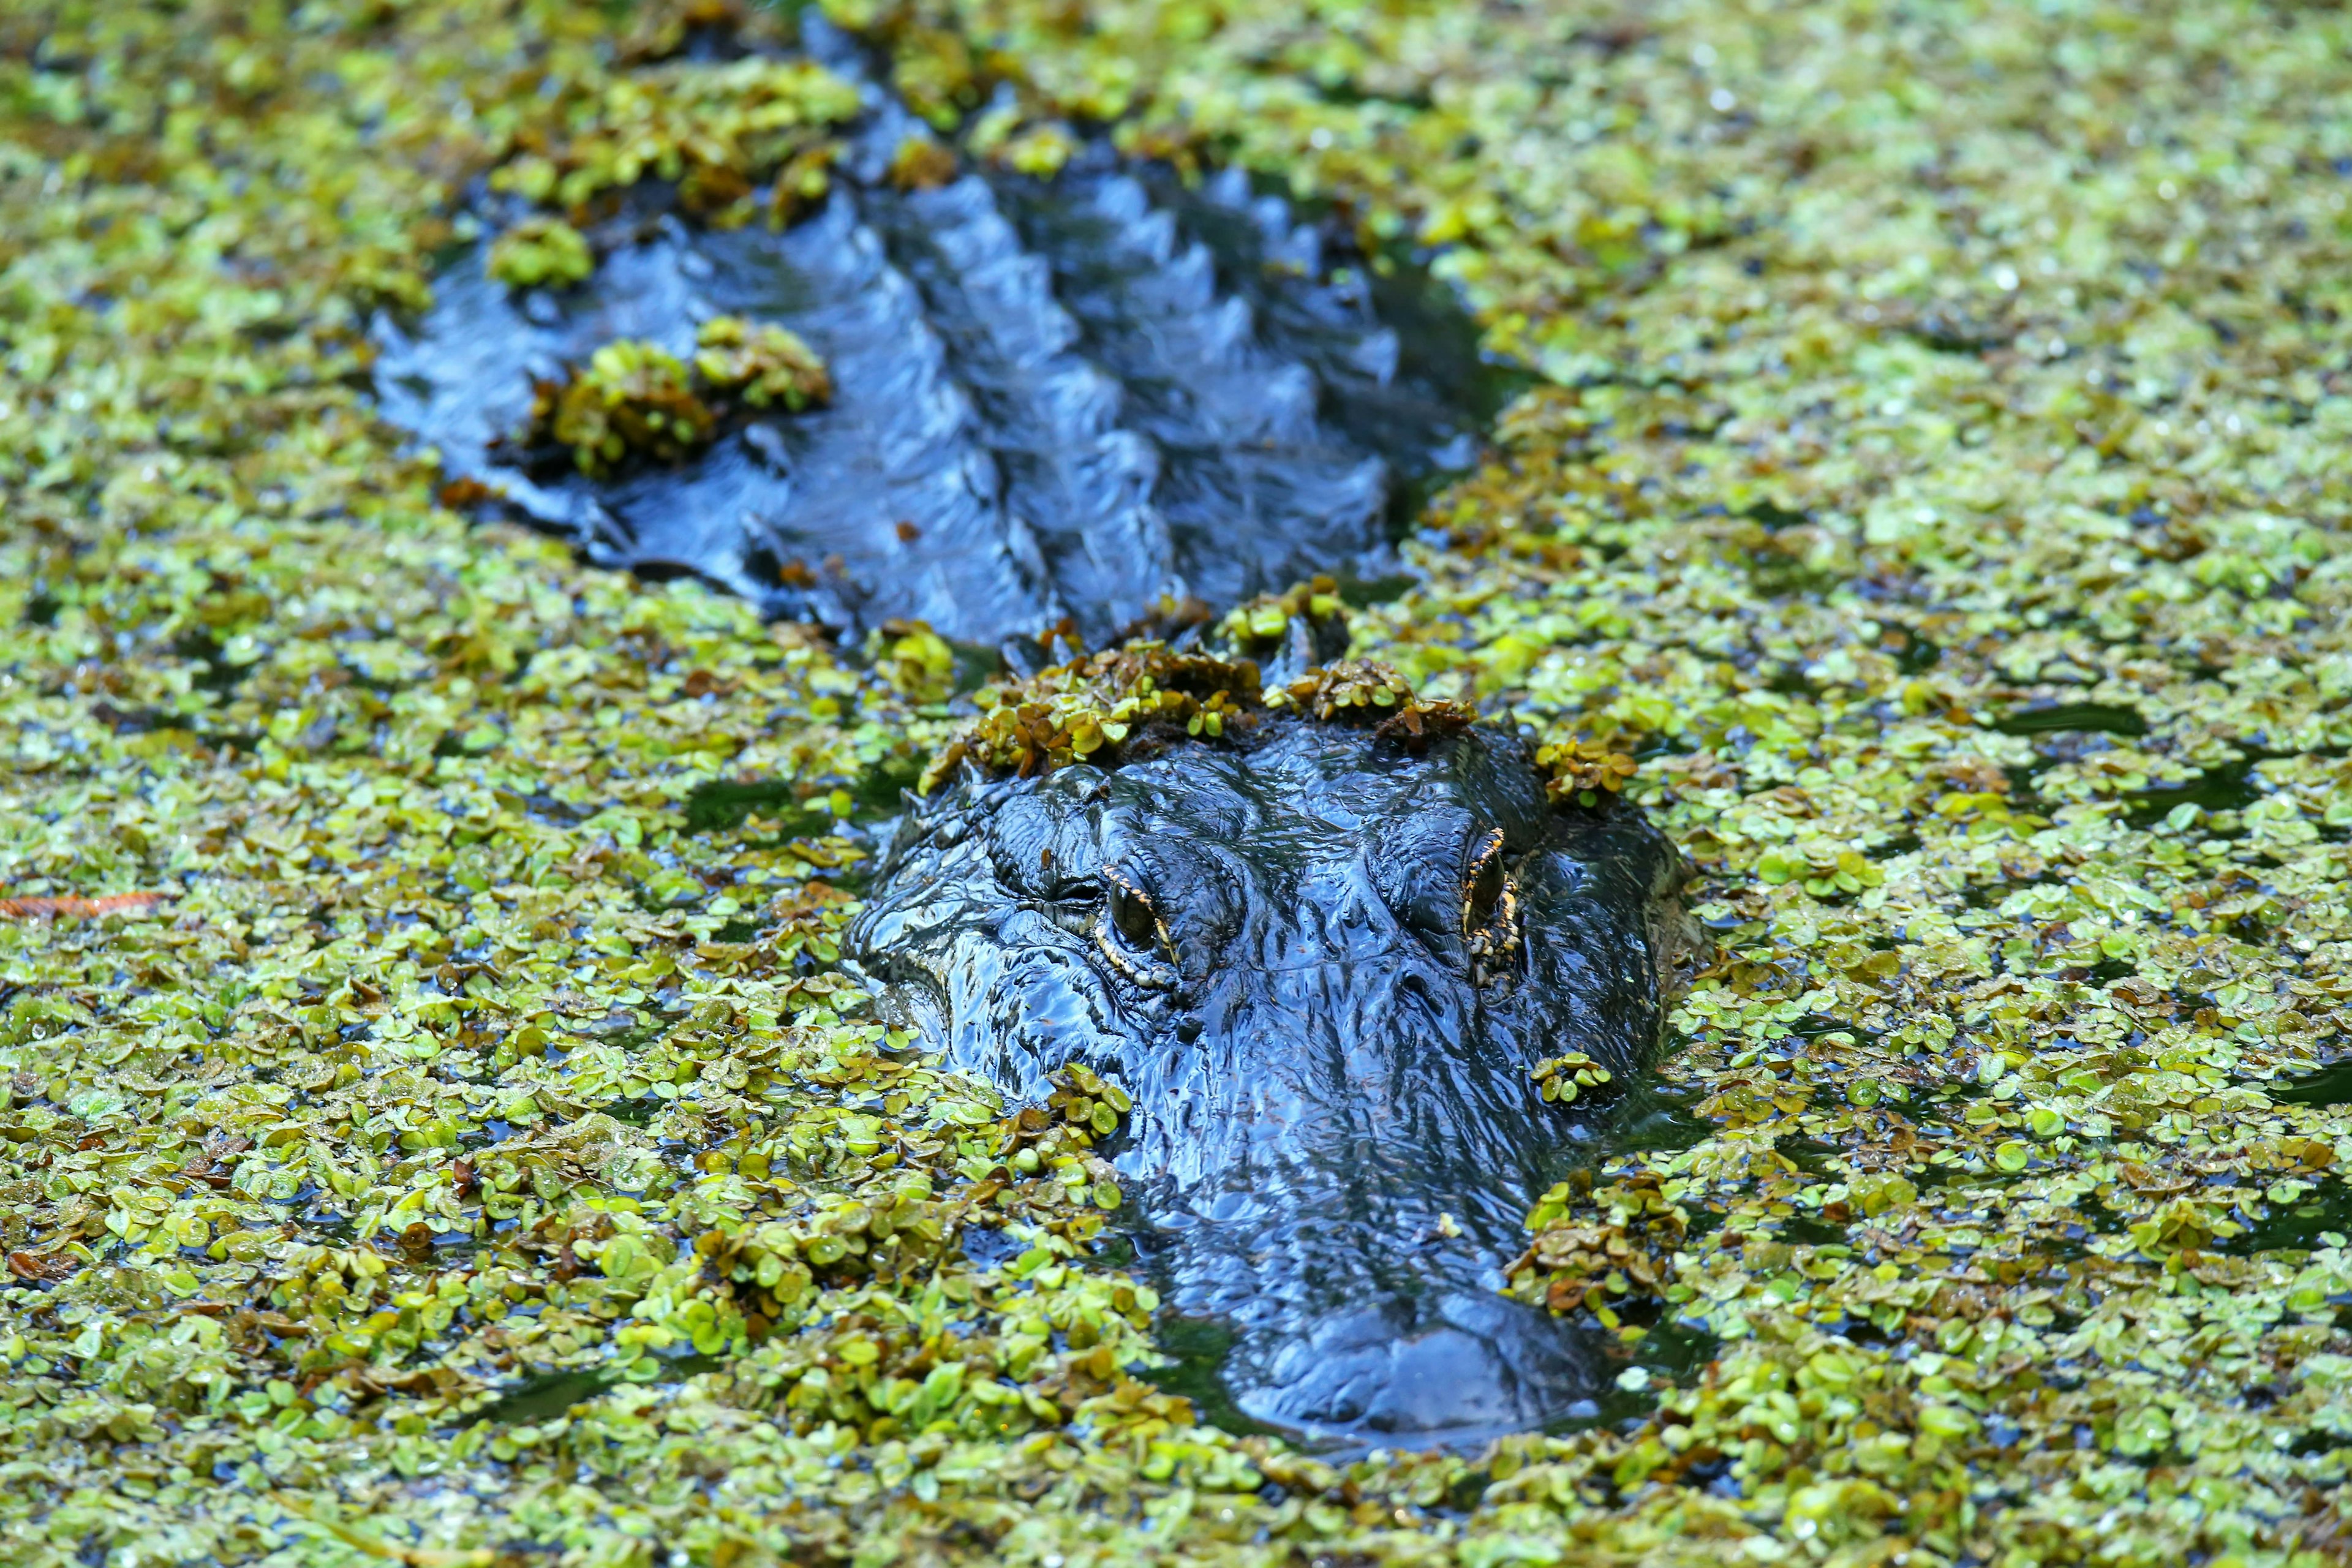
849,655,1685,1444
373,18,1666,1441
374,42,1486,646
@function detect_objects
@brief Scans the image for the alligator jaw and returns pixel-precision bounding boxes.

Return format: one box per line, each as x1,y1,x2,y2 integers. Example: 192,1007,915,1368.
1237,1291,1600,1448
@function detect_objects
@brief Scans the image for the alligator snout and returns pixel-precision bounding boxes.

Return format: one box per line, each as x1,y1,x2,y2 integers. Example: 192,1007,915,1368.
1162,952,1610,1442
1245,1291,1595,1439
848,708,1683,1446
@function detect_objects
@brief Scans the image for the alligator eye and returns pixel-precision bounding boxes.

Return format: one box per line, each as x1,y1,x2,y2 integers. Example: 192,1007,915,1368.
1461,827,1521,979
1107,875,1158,948
1464,830,1507,929
1461,828,1507,934
1096,866,1178,990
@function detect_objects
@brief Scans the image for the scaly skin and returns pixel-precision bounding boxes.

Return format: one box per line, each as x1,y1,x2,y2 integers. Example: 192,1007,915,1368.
848,716,1685,1444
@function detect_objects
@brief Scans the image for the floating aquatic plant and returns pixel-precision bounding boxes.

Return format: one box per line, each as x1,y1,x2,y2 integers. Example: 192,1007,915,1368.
6,0,2352,1562
921,645,1262,790
530,339,720,475
484,216,596,290
522,317,831,475
691,315,831,410
489,55,862,224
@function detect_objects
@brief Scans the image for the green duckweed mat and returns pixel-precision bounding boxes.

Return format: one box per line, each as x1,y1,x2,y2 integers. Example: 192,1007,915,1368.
3,0,2350,1562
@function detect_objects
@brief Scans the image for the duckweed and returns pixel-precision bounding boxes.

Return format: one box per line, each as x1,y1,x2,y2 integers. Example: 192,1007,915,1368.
530,337,721,475
2,0,2350,1564
522,317,831,476
691,317,831,412
484,217,596,292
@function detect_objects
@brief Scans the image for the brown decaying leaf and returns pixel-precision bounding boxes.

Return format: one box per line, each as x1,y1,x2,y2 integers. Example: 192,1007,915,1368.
0,892,172,919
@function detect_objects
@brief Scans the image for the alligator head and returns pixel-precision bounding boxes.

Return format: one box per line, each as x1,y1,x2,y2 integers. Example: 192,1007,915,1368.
846,657,1684,1446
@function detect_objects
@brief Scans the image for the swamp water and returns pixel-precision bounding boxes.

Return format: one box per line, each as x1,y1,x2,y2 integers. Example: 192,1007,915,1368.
374,29,1674,1450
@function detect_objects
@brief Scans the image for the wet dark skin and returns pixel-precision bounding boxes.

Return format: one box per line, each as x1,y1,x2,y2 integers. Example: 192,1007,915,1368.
378,16,1668,1443
849,717,1685,1445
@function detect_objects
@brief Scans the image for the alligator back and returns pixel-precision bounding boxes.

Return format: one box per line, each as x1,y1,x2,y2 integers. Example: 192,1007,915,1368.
374,56,1486,643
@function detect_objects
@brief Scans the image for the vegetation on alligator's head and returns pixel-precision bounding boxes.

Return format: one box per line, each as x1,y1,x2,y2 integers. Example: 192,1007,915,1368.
1262,658,1474,740
1213,574,1349,662
915,606,1639,803
915,643,1265,792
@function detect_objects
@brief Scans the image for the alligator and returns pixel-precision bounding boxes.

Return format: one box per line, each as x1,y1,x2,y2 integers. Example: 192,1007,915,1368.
848,654,1687,1444
377,18,1679,1447
373,17,1491,645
